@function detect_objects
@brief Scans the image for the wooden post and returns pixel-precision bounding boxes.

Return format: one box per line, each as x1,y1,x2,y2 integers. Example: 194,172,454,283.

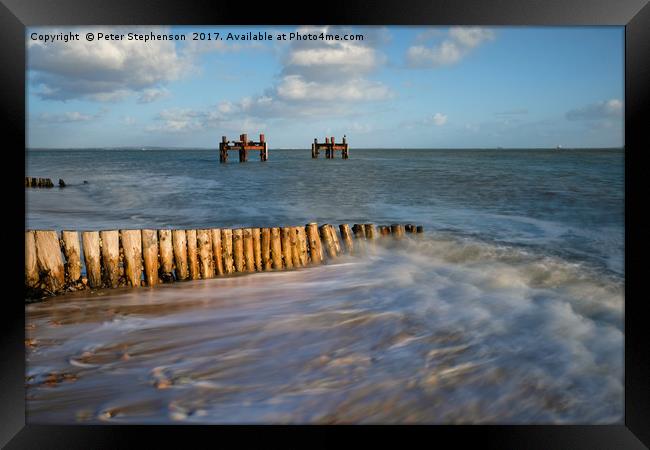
172,229,189,280
220,137,228,163
121,230,142,287
232,229,244,272
379,225,391,236
241,134,248,163
280,227,293,269
289,227,301,267
61,231,82,283
320,224,337,259
221,229,234,274
81,231,102,288
259,134,268,161
364,224,377,240
404,224,414,233
210,229,224,276
252,228,262,271
328,224,341,255
391,224,405,239
141,229,159,287
197,229,214,279
158,230,175,282
296,226,309,266
34,231,65,293
352,224,366,239
306,223,323,264
243,228,255,272
270,227,283,269
339,224,354,254
261,228,272,270
100,230,121,288
416,225,424,234
25,231,40,288
186,229,200,280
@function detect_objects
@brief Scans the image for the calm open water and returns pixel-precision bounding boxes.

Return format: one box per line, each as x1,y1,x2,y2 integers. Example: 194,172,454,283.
25,148,624,424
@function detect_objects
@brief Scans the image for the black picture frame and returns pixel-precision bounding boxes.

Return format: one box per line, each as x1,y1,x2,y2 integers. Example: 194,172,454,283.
2,0,648,447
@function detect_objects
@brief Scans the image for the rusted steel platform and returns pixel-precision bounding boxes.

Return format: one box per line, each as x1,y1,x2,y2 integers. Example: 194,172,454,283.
219,133,268,163
312,136,349,159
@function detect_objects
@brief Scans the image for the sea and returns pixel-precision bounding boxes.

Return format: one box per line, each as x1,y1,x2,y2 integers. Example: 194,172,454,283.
25,148,624,424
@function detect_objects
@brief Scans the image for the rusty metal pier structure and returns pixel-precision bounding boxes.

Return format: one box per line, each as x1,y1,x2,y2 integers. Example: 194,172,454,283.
311,136,349,159
219,133,268,163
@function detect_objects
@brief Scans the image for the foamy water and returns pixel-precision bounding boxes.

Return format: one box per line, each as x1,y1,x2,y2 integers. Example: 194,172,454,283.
26,235,623,424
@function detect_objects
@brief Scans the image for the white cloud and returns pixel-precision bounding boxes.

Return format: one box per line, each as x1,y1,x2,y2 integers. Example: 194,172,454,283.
431,112,448,126
28,27,192,101
275,75,391,102
407,27,495,68
144,26,394,134
448,27,495,48
137,87,170,104
229,26,392,119
37,108,108,123
566,99,623,120
146,106,266,134
28,28,271,103
286,42,380,74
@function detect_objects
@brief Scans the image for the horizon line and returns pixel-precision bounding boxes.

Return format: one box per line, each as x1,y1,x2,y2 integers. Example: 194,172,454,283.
26,146,625,151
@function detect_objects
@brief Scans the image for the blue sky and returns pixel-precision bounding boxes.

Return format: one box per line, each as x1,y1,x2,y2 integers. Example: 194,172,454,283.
27,26,624,148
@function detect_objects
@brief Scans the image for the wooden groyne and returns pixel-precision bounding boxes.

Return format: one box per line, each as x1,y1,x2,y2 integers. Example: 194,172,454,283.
25,177,66,188
219,133,268,163
25,222,423,299
312,136,349,159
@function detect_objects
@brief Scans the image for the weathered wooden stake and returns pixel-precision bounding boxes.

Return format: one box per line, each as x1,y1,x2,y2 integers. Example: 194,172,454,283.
121,230,142,287
391,224,405,239
61,231,82,283
210,229,224,276
158,230,174,282
197,229,214,279
243,228,256,273
100,230,121,288
232,229,244,272
221,229,234,274
306,223,323,264
416,225,424,234
172,229,189,280
296,226,309,266
25,231,39,288
34,231,66,293
252,228,262,271
364,224,377,240
280,227,294,269
186,230,200,280
81,231,102,288
339,224,354,254
270,227,283,269
289,227,301,267
141,229,160,287
352,224,366,239
328,224,341,255
261,228,272,270
320,224,337,259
